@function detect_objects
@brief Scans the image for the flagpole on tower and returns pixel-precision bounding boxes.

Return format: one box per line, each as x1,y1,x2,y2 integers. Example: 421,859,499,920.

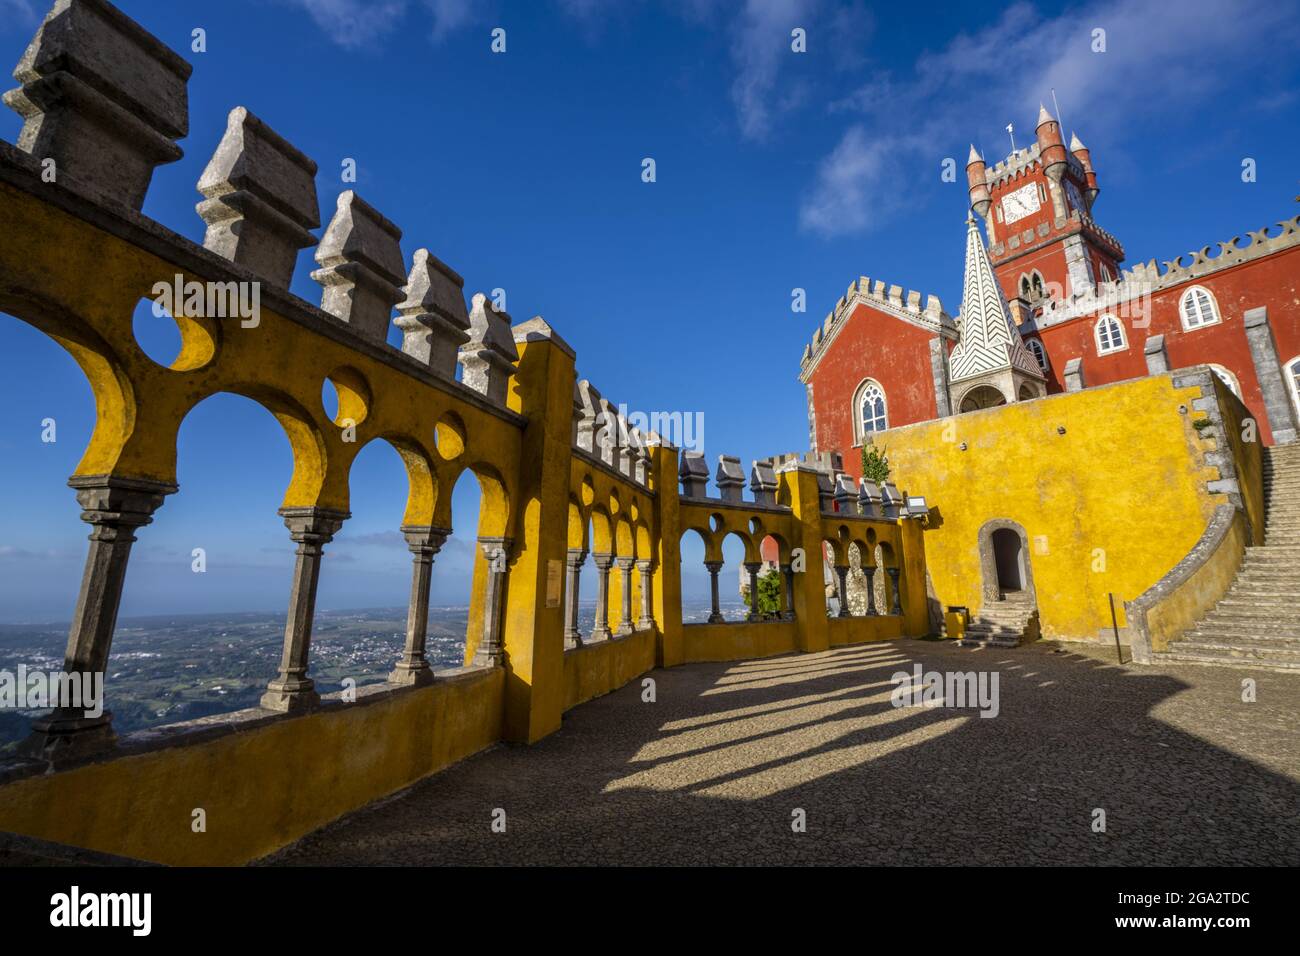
1006,122,1016,153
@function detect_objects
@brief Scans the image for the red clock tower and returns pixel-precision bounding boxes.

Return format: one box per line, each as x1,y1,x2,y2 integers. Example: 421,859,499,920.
966,106,1124,317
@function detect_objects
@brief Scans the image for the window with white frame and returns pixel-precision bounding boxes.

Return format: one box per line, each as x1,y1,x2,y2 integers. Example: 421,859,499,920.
1209,364,1241,398
1287,357,1300,423
1095,314,1126,354
1180,286,1220,330
1026,337,1049,371
855,379,887,440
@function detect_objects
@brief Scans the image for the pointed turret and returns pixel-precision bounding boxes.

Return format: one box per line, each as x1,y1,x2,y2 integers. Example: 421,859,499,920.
1035,103,1067,183
1070,131,1099,203
946,217,1045,412
966,144,990,219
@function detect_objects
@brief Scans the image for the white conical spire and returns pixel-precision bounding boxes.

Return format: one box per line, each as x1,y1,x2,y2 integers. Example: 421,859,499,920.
1037,103,1055,127
1069,131,1086,151
967,143,982,164
948,217,1044,383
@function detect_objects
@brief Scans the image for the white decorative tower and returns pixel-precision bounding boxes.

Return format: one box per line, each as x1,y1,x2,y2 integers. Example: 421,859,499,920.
947,216,1047,412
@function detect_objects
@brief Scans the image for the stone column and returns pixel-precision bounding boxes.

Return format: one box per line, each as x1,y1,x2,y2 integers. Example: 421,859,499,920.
472,536,513,667
887,567,903,615
615,557,635,635
780,562,796,621
591,552,613,640
864,566,879,615
23,476,175,760
835,564,851,618
1244,307,1299,444
388,525,450,686
564,549,587,648
636,559,654,630
704,560,725,624
261,507,348,713
745,562,763,621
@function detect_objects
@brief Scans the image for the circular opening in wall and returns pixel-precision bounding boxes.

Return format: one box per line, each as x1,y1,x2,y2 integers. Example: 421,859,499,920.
434,411,466,461
132,297,183,368
321,366,371,428
580,475,595,508
749,518,762,536
709,514,724,534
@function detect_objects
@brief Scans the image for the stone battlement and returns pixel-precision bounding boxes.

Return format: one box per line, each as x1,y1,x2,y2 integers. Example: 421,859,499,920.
0,0,933,864
1028,214,1300,330
800,275,953,377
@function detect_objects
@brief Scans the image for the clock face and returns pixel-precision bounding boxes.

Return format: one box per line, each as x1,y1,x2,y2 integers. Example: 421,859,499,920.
1002,182,1041,224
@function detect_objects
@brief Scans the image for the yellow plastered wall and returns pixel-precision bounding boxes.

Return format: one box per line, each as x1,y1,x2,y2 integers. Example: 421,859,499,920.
882,375,1226,641
0,669,503,866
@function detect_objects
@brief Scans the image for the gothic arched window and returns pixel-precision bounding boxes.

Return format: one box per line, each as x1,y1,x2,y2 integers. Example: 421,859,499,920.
1180,286,1220,330
1095,314,1127,354
1026,337,1049,371
854,380,887,440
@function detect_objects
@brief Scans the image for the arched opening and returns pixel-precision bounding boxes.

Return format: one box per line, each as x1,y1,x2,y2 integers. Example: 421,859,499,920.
992,528,1024,592
109,391,302,729
677,527,711,623
978,519,1036,604
313,438,414,693
959,385,1008,413
0,315,98,752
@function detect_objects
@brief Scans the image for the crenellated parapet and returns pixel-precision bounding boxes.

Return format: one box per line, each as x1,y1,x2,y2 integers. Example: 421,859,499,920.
799,275,954,380
1027,214,1300,331
571,378,651,488
0,0,937,855
2,0,192,210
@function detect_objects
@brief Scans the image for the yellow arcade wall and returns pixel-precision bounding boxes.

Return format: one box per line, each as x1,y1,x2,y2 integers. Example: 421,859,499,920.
878,373,1235,641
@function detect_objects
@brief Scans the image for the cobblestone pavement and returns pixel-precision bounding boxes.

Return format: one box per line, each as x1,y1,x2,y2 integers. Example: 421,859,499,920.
264,640,1300,866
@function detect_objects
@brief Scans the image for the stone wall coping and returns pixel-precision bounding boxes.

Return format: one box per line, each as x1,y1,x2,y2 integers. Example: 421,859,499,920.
0,143,527,429
0,665,500,786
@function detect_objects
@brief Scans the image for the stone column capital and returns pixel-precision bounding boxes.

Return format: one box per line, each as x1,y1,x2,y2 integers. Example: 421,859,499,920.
635,559,653,573
744,561,764,574
566,548,589,569
478,535,514,564
615,556,636,572
68,474,176,530
592,551,614,571
279,506,349,544
401,524,451,554
703,560,724,573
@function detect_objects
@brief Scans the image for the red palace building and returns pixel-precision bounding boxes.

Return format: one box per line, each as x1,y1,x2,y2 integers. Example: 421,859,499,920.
799,105,1300,474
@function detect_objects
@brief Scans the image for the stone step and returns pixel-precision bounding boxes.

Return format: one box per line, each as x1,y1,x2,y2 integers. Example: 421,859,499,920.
1186,623,1300,642
1171,638,1300,663
1152,649,1300,672
1196,624,1300,642
1218,592,1300,606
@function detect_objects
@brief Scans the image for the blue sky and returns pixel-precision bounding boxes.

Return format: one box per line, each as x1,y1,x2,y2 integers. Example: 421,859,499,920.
1,0,1298,622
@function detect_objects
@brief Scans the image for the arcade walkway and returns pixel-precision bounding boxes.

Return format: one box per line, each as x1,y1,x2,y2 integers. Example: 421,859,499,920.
264,640,1300,866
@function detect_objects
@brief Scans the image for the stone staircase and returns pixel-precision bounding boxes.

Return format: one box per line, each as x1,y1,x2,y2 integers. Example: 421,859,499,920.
957,592,1039,648
1156,442,1300,670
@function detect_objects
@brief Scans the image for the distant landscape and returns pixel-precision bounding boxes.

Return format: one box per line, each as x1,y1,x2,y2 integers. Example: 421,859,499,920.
0,600,739,751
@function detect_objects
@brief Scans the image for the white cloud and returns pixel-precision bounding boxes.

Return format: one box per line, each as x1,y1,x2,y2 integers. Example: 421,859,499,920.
425,0,476,42
284,0,408,49
729,0,820,141
800,0,1300,237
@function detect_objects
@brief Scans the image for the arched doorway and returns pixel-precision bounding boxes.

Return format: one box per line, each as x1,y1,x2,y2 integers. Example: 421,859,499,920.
992,528,1024,591
959,385,1008,413
977,519,1036,602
